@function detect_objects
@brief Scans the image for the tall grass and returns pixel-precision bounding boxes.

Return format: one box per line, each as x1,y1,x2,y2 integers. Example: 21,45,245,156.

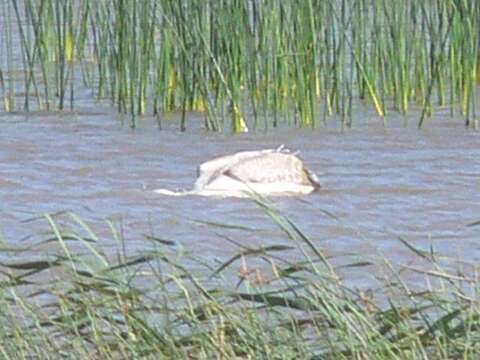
0,202,479,358
1,0,479,130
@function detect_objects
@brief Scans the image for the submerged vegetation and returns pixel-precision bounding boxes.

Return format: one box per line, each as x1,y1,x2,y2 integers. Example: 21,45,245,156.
0,201,479,359
0,0,479,130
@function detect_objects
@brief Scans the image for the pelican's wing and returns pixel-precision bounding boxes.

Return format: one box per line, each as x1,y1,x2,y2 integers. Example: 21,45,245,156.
197,149,277,176
224,153,311,184
195,149,277,189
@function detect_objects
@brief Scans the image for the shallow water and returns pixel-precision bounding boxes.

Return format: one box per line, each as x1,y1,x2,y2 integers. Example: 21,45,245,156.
1,106,480,288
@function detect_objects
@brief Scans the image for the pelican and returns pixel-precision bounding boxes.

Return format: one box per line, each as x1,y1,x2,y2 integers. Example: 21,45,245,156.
154,146,320,197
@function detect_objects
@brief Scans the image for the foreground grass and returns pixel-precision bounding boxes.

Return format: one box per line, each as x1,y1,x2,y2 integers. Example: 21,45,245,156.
0,202,479,359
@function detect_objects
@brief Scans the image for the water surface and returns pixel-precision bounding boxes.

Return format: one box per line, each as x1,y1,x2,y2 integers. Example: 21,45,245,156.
1,108,479,287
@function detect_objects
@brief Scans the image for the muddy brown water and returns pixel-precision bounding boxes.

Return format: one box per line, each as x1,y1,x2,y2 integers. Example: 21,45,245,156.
1,106,480,288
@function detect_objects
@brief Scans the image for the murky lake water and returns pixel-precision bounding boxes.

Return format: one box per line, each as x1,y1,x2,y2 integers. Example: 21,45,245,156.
1,104,480,287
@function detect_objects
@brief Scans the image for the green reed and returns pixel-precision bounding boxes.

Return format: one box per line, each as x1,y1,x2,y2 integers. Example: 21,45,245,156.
1,201,480,358
1,0,15,112
2,0,479,131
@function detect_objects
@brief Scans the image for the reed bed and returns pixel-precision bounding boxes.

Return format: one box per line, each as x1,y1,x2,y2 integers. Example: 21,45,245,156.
1,0,479,130
0,201,479,359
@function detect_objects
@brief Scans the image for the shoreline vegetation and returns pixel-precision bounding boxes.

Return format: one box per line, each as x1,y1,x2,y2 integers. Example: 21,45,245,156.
0,200,479,358
0,0,479,131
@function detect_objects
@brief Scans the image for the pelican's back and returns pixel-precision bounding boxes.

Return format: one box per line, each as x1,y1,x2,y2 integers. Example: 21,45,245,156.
194,149,276,190
226,152,320,188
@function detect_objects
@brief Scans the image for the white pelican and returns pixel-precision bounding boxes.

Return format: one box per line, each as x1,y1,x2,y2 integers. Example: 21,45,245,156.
155,146,320,197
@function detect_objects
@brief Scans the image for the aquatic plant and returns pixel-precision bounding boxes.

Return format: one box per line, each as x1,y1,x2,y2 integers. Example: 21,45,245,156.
0,202,479,358
1,0,479,130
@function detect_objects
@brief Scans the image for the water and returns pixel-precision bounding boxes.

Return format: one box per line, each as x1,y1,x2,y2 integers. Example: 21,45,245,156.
1,105,480,288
